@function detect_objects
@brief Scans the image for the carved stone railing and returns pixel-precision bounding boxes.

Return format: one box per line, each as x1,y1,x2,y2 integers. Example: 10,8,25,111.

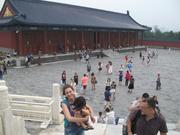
0,80,63,130
8,83,63,128
9,94,54,128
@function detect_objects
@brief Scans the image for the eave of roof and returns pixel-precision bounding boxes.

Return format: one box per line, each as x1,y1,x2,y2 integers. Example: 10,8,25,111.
0,0,150,31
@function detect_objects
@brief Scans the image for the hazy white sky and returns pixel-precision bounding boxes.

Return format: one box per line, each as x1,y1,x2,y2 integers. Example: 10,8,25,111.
0,0,180,32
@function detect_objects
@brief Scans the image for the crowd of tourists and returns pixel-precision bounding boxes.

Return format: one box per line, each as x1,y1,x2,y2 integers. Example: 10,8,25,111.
58,48,167,135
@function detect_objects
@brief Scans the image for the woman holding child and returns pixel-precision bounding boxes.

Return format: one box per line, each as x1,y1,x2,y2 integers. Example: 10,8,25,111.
61,84,95,135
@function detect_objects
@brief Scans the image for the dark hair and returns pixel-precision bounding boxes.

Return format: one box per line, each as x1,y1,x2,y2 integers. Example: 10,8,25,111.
91,72,94,76
142,93,149,99
146,98,156,109
62,84,74,95
99,112,102,116
105,107,110,112
73,96,86,110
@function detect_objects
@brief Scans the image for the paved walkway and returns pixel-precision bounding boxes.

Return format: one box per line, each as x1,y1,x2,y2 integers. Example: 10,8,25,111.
3,49,180,134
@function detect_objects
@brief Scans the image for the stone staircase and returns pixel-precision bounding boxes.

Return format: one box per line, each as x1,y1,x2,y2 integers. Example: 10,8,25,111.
103,50,120,58
39,122,180,135
102,46,147,59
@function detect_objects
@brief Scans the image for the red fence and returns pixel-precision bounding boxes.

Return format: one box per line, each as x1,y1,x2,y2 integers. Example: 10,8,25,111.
143,40,180,48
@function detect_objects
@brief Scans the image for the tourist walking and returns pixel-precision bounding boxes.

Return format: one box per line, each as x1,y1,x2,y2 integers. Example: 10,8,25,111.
97,112,106,124
91,72,97,91
105,78,111,91
61,84,92,135
108,61,113,74
119,64,124,72
81,74,88,95
85,53,90,63
139,51,142,58
104,87,111,109
37,50,42,65
127,62,132,72
147,56,151,65
128,76,134,94
3,61,7,75
74,72,79,85
125,71,131,86
0,67,3,80
104,107,115,124
142,56,145,64
25,56,29,68
106,63,109,74
128,57,133,64
125,55,128,65
61,70,67,85
156,73,161,90
110,81,116,101
98,62,103,72
69,78,77,94
119,71,123,86
87,62,91,75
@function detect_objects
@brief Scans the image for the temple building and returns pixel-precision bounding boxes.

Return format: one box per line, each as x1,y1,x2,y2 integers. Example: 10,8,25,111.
0,0,150,55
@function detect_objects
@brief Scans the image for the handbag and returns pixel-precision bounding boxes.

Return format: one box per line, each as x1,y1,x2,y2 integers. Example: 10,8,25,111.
122,125,128,135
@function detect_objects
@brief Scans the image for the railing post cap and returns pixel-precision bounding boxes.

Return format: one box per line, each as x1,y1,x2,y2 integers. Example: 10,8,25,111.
53,83,60,86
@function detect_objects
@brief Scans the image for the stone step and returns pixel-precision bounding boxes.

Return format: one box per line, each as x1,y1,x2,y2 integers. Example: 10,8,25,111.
39,122,180,135
86,123,107,135
104,124,122,135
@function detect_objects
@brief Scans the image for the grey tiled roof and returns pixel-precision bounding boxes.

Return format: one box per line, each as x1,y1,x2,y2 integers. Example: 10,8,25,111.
0,0,150,30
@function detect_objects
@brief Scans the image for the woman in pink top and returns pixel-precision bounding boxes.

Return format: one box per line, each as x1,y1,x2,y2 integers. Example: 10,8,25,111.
81,74,89,95
125,71,131,87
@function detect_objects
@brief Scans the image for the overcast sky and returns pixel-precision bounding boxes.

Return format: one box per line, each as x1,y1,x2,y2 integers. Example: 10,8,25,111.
0,0,180,32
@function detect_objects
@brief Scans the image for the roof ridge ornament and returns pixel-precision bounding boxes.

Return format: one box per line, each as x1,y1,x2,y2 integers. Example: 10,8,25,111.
20,13,26,19
127,10,130,16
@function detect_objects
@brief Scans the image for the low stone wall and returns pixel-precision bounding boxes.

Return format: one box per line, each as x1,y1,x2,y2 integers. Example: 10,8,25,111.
117,46,147,53
143,40,180,49
15,47,146,67
18,51,106,66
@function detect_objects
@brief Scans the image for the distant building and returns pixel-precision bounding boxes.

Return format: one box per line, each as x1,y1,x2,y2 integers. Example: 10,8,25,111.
0,0,150,55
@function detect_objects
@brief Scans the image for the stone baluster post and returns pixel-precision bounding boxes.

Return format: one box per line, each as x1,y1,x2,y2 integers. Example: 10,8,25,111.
176,119,180,131
0,80,29,135
0,116,4,135
52,83,62,124
0,84,13,135
0,80,6,86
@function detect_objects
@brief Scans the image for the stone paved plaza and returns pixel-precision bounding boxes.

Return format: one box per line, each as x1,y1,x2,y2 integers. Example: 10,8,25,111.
4,48,180,124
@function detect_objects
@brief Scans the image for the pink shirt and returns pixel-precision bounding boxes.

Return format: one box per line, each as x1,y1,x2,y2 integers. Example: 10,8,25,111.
81,76,88,86
125,73,131,80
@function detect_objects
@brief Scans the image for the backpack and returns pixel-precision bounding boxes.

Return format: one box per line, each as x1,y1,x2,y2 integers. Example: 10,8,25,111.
122,110,141,135
131,110,141,134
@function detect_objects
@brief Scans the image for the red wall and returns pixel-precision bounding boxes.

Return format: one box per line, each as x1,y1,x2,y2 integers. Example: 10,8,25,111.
0,31,16,49
0,30,140,55
143,40,180,48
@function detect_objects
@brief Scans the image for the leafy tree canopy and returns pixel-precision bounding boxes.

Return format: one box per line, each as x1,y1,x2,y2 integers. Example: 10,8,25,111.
144,26,180,42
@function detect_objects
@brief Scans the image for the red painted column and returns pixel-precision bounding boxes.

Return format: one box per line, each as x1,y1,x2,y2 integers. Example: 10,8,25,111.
18,31,23,56
43,31,48,54
64,31,67,52
108,32,110,48
136,31,138,46
96,32,98,48
141,31,143,46
128,32,130,47
81,31,84,50
119,32,120,47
